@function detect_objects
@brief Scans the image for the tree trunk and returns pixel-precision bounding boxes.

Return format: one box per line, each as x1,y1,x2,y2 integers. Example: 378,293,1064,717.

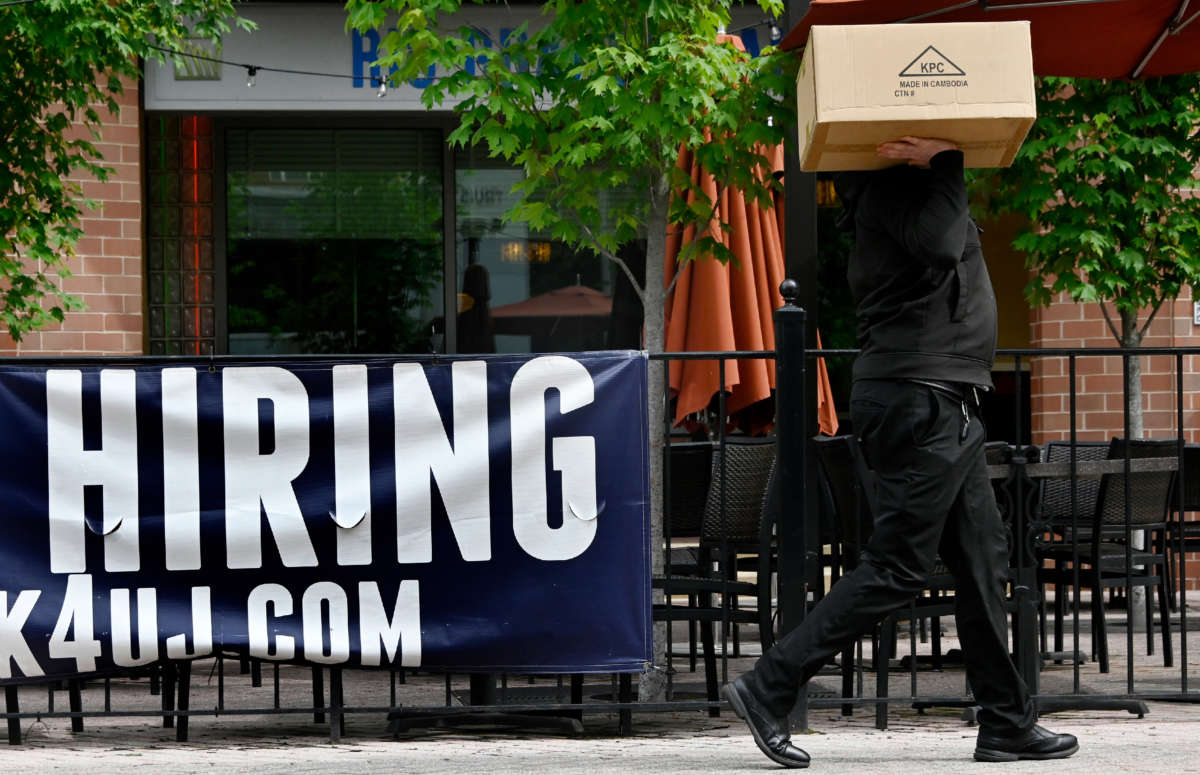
1120,308,1145,439
1119,308,1147,626
638,174,670,702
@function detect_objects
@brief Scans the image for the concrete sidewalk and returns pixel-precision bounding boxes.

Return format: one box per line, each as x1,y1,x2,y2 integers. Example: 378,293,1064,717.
2,698,1197,774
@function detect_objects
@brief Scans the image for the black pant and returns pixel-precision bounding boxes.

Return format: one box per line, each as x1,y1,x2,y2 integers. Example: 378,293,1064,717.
748,378,1035,733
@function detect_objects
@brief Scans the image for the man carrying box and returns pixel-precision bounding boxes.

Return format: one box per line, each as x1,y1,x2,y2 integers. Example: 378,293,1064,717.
723,137,1079,768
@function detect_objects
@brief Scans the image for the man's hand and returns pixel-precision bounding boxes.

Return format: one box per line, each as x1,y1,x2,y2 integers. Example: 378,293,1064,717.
876,136,958,167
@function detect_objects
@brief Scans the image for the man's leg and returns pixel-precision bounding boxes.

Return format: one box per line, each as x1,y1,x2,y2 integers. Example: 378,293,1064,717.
749,381,967,717
938,416,1078,761
935,433,1035,733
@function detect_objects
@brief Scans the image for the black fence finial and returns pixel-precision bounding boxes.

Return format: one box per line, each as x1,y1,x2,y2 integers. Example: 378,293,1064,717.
779,278,800,306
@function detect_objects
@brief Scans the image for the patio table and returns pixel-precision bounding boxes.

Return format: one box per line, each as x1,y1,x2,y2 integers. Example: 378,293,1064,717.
984,448,1177,717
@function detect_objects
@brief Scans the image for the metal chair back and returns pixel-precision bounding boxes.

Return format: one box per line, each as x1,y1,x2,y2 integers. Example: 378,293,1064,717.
666,441,713,538
700,439,776,545
1039,440,1108,527
1096,437,1178,530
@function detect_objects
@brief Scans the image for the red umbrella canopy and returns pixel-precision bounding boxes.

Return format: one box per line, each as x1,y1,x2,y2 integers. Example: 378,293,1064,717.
491,284,613,321
779,0,1200,78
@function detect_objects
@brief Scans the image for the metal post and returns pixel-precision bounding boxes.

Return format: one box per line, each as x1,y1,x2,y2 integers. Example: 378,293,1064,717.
160,665,176,729
329,668,344,743
1008,442,1040,696
784,0,818,303
774,279,809,731
6,685,19,745
618,673,633,736
781,2,825,700
313,668,325,724
176,662,191,743
68,679,84,733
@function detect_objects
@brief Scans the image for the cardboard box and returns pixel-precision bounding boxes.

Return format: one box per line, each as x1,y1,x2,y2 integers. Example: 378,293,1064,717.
796,22,1036,171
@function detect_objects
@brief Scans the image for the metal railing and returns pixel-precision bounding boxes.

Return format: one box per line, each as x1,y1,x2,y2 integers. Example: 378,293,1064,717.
5,291,1200,744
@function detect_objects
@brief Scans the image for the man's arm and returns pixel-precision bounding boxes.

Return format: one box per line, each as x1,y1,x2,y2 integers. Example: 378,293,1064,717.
870,137,969,269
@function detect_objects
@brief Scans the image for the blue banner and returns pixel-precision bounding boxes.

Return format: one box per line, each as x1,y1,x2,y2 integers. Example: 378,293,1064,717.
0,352,651,682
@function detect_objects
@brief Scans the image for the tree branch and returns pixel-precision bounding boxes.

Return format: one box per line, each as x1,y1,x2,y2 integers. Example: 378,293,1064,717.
1137,292,1170,341
664,258,687,299
1099,301,1122,342
577,219,643,303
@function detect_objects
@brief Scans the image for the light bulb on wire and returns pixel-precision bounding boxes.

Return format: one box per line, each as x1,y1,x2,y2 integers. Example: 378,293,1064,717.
769,23,782,43
376,77,388,98
246,66,257,88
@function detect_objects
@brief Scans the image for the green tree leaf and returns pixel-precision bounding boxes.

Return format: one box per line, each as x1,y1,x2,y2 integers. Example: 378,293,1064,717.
2,0,249,342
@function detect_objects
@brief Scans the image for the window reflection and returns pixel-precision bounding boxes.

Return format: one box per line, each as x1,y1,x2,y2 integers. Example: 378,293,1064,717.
225,128,444,354
454,151,622,354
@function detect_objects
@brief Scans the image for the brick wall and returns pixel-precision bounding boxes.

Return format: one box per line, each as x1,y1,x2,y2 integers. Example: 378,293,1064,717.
0,75,144,356
1030,288,1200,446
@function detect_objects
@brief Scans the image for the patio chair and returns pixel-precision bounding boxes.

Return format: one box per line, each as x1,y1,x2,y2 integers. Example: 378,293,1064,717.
663,440,714,670
1036,440,1108,657
1037,437,1176,673
654,438,778,714
1165,443,1200,611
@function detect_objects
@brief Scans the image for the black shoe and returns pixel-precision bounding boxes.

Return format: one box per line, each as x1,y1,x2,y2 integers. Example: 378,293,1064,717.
722,677,811,769
974,724,1079,762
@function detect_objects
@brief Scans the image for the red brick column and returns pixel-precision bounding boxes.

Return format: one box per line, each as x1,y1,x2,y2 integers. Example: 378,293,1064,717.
0,75,144,356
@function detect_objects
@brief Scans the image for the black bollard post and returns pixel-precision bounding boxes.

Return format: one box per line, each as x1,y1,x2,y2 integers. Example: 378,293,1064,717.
774,279,810,732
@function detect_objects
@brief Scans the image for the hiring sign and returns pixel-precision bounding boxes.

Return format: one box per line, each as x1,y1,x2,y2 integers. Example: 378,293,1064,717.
0,352,651,682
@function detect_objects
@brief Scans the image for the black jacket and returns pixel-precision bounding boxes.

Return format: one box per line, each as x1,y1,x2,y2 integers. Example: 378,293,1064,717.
836,150,997,388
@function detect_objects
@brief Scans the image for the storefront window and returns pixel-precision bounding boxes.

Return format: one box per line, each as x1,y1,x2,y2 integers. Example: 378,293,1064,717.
453,149,633,354
225,127,444,354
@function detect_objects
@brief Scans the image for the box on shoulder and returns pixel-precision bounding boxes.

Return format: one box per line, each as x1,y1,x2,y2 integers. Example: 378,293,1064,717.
796,22,1037,172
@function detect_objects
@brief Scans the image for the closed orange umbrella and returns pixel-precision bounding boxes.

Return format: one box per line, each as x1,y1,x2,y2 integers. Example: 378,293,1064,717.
664,38,838,435
664,146,780,432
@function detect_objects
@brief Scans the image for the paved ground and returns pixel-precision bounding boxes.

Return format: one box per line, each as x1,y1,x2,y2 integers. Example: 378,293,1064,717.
3,610,1199,774
2,666,1199,775
1,697,1198,774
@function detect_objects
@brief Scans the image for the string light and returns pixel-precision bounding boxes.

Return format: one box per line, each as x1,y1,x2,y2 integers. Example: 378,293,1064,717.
729,17,787,42
149,43,371,86
147,15,784,93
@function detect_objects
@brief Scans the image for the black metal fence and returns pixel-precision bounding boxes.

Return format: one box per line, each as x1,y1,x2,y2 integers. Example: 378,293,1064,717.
5,294,1200,744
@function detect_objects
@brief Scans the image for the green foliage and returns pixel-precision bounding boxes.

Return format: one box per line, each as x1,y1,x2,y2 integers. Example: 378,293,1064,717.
1,0,249,341
345,0,794,283
974,75,1200,343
